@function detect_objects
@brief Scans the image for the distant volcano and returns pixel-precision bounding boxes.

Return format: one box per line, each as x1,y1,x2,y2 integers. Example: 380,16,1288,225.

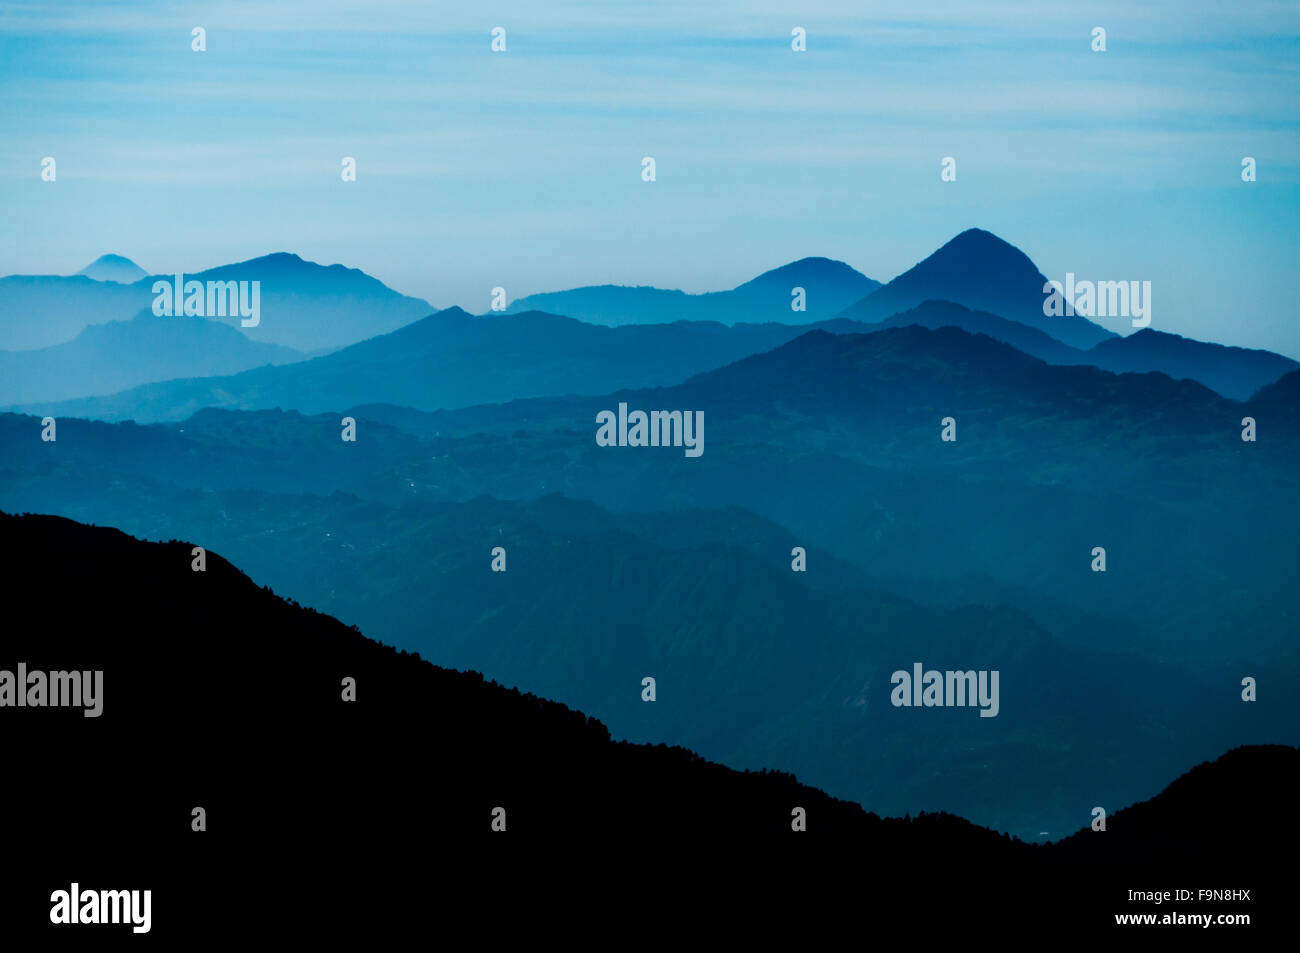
77,254,147,284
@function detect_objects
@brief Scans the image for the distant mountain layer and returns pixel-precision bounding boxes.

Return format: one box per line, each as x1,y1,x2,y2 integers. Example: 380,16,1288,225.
840,228,1116,349
1085,327,1299,401
76,253,147,283
507,256,880,326
0,311,303,405
354,322,1273,483
0,252,433,352
8,308,873,421
17,294,1294,421
5,313,1295,689
2,387,1295,838
0,275,139,350
4,233,1289,401
880,300,1298,400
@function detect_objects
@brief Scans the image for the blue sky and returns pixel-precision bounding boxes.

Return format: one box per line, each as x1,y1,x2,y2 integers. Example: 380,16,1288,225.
1,0,1297,354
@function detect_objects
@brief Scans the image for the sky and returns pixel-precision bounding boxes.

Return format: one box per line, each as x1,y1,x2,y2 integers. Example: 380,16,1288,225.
1,0,1298,354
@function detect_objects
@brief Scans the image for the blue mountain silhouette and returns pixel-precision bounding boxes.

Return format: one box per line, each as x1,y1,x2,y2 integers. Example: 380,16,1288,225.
76,253,147,283
840,228,1116,349
506,256,879,325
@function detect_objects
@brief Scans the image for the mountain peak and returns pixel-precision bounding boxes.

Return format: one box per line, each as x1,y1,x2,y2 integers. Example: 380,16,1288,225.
839,229,1116,350
929,228,1039,272
220,252,308,272
77,254,147,284
949,226,1007,245
736,256,874,292
752,255,855,277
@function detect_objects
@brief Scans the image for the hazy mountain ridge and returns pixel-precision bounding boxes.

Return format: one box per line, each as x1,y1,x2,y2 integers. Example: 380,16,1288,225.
6,230,1290,413
859,300,1298,400
1085,327,1299,400
337,322,1294,491
7,308,869,421
16,302,1292,423
506,256,880,326
0,252,433,352
0,310,304,405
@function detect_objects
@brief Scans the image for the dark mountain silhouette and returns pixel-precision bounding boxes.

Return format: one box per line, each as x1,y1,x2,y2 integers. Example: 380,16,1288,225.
878,300,1298,399
840,228,1116,349
0,511,1008,917
506,256,879,325
8,308,866,422
0,311,303,405
1052,744,1299,859
1251,369,1300,430
0,508,982,837
0,512,1292,938
0,252,433,352
76,253,147,283
1,457,1294,838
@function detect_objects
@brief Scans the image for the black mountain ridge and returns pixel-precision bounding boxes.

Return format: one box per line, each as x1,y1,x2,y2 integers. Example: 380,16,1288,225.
0,511,1293,938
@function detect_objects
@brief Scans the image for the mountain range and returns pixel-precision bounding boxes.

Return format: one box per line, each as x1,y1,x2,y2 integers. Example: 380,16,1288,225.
506,256,880,326
874,300,1298,400
5,308,865,421
2,227,1295,863
5,320,1296,670
0,252,433,352
9,230,1295,421
3,318,1296,837
0,311,303,405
